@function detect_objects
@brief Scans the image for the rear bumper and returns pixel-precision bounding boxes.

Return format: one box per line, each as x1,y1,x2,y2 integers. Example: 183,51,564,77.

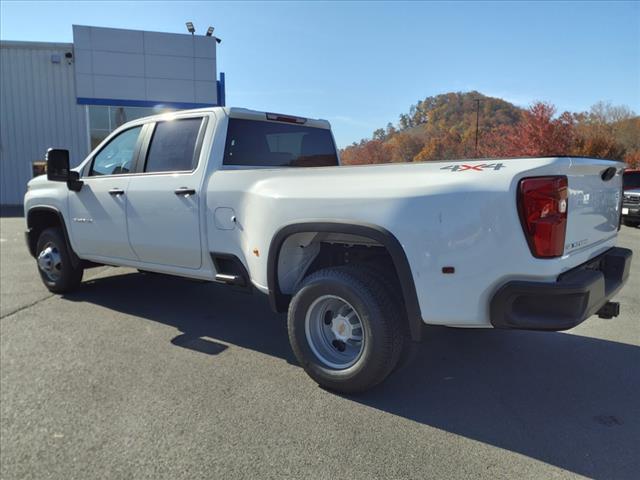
490,247,632,330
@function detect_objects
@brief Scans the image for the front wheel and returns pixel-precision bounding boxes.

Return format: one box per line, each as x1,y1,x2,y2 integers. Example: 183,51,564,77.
287,266,405,393
36,227,83,293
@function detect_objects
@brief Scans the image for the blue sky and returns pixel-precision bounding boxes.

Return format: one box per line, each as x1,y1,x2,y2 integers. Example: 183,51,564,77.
1,1,639,147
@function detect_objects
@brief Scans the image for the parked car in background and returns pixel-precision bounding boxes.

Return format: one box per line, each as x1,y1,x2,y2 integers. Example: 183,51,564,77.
622,169,640,227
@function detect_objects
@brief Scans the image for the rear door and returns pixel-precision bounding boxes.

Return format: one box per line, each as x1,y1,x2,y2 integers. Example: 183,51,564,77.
125,116,208,269
68,125,144,260
564,158,624,256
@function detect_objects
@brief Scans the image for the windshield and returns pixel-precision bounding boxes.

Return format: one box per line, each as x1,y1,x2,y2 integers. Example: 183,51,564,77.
623,171,640,190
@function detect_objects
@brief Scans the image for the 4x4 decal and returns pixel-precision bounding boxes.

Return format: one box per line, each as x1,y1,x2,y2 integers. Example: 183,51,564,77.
441,163,506,172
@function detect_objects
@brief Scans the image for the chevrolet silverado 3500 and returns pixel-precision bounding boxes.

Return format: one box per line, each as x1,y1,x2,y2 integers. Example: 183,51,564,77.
24,107,632,392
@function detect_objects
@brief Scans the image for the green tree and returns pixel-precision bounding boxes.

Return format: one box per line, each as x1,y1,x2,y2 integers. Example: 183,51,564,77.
372,128,386,141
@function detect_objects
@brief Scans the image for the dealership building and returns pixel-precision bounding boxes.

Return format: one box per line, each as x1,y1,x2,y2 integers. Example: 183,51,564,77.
0,25,226,205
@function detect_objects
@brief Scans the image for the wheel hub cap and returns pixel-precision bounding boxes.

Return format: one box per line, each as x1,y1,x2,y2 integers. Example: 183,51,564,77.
37,244,62,281
304,295,365,369
331,314,355,342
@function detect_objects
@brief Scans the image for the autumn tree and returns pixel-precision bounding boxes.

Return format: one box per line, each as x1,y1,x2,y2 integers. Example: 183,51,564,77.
572,103,637,160
573,134,626,159
414,130,472,162
624,150,640,169
387,133,423,162
340,139,393,165
616,117,640,153
481,102,574,157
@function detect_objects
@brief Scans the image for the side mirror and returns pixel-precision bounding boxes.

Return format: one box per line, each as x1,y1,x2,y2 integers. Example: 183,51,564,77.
46,148,83,191
46,148,70,181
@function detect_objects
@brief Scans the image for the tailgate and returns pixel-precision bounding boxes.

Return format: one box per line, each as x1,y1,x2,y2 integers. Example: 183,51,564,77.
564,158,624,256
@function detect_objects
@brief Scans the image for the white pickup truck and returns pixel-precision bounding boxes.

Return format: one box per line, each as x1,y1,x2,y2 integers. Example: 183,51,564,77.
24,107,632,392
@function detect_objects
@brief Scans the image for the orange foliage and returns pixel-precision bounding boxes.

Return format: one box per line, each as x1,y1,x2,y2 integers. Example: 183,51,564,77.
386,133,423,162
624,150,640,168
340,140,393,165
339,93,638,165
573,134,625,159
414,131,467,162
481,102,574,157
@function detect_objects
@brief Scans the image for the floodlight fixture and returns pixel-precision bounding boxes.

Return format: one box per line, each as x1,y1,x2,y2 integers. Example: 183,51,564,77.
186,22,195,34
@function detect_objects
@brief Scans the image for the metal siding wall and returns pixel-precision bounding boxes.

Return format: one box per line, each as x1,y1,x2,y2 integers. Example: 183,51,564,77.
0,43,88,205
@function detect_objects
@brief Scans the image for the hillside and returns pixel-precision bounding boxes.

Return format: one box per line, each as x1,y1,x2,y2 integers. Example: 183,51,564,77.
341,92,640,167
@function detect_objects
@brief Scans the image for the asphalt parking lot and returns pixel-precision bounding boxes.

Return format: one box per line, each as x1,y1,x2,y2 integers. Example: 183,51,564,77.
1,214,638,480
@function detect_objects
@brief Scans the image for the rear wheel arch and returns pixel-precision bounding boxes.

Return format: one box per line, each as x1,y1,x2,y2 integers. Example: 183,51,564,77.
267,221,423,340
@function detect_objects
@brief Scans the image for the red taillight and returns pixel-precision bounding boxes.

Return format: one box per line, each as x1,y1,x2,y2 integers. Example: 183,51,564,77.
517,176,568,258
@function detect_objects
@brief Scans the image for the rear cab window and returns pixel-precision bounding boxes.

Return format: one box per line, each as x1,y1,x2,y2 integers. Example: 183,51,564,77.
223,118,338,168
144,117,205,173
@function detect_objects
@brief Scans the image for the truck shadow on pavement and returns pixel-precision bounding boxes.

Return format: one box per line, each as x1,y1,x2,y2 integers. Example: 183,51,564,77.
67,271,639,480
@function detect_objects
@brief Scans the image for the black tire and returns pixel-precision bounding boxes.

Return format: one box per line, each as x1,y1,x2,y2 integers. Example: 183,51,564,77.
623,219,639,228
287,266,404,393
35,227,83,293
357,263,404,307
355,264,416,371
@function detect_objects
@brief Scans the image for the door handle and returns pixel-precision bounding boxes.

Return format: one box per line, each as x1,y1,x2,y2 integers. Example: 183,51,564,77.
174,187,196,196
108,188,125,196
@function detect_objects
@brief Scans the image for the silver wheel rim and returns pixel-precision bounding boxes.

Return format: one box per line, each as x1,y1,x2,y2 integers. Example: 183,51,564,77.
37,242,63,282
304,295,365,369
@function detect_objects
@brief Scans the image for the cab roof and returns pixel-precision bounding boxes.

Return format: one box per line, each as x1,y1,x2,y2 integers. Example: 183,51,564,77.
128,106,331,130
225,107,331,129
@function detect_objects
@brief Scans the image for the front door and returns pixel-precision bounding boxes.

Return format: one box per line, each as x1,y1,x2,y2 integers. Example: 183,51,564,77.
125,116,206,269
68,125,144,260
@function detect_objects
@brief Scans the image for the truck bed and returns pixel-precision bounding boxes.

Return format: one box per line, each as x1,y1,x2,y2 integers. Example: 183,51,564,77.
206,156,625,327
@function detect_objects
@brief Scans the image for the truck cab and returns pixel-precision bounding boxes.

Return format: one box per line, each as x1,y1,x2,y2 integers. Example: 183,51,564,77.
26,108,339,278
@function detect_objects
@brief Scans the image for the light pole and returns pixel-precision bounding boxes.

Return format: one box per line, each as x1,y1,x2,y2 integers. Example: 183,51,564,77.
474,98,482,158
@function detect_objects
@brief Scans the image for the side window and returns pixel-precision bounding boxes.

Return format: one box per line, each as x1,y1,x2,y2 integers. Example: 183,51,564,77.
223,118,338,167
144,118,203,173
89,126,143,176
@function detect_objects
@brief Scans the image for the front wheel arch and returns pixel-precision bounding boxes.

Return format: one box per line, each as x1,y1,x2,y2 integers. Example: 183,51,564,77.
26,207,80,268
267,221,423,340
